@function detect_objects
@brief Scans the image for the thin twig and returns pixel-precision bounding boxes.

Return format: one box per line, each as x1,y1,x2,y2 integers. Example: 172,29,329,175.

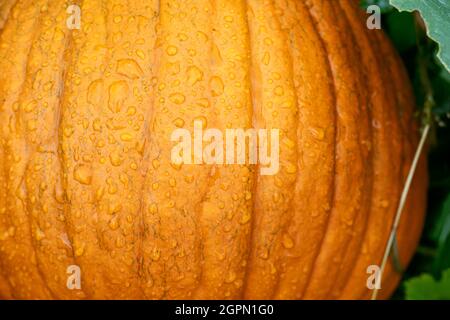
371,14,435,301
371,124,430,300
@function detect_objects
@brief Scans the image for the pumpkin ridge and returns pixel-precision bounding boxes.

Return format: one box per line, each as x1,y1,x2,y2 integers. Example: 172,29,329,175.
273,1,335,299
295,0,339,299
21,0,87,299
191,0,228,298
265,0,302,299
337,2,402,299
134,1,161,299
141,0,219,299
191,0,257,299
303,0,373,299
58,0,111,298
238,0,259,300
243,0,300,299
361,30,427,300
269,0,338,299
0,0,17,31
0,0,22,295
0,0,54,299
327,0,377,298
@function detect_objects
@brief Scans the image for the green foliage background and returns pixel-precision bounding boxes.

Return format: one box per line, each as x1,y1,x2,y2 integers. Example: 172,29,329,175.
362,0,450,300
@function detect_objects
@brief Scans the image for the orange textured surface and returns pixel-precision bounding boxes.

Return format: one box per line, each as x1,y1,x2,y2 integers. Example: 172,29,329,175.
0,0,427,299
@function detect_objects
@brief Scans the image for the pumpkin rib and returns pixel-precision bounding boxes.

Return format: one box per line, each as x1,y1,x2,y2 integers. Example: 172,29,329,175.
134,0,161,300
16,0,88,299
336,1,404,299
324,1,376,299
57,0,160,299
189,0,224,298
302,0,373,299
0,0,17,31
356,29,418,300
191,0,256,300
0,0,54,299
270,0,337,299
367,31,427,300
141,0,220,299
58,1,118,299
243,0,300,299
292,0,340,300
365,30,412,300
240,0,262,299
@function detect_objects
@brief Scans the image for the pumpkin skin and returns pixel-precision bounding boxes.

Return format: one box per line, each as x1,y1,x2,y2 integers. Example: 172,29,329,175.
0,0,427,300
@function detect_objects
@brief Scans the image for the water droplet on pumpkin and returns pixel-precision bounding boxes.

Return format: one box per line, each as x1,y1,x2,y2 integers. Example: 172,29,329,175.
109,218,120,230
310,127,325,140
166,45,178,56
108,151,122,167
282,234,294,249
74,244,85,257
274,86,284,96
53,28,65,41
169,93,186,105
115,236,125,248
63,126,74,137
173,118,185,128
259,248,269,260
149,203,158,214
0,229,10,241
109,203,122,215
240,211,251,224
108,81,129,113
193,116,208,128
27,120,37,131
87,79,104,105
116,59,143,79
151,248,161,261
177,33,188,41
23,100,37,112
120,132,134,142
210,76,224,96
135,49,145,60
283,137,296,149
73,165,92,185
196,98,210,108
187,66,203,85
264,38,274,46
285,162,297,174
263,52,270,65
225,271,237,283
372,119,381,129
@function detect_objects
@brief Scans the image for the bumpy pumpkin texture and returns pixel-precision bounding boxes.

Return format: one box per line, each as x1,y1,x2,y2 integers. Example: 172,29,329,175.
0,0,427,299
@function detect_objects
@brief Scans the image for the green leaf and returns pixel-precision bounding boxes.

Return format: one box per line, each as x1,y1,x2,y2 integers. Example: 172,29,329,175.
405,269,450,300
389,0,450,71
385,11,417,53
432,193,450,245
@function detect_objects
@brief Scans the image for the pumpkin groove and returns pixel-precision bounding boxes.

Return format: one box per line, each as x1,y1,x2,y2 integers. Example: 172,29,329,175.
0,0,427,299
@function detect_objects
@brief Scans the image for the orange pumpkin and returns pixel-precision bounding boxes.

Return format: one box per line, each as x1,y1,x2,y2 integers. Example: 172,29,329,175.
0,0,427,299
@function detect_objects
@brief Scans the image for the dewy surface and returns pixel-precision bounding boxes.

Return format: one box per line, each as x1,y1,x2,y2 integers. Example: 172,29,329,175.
0,0,427,299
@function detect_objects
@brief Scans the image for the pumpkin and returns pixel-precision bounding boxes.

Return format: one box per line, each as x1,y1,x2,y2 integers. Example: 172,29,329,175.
0,0,427,300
